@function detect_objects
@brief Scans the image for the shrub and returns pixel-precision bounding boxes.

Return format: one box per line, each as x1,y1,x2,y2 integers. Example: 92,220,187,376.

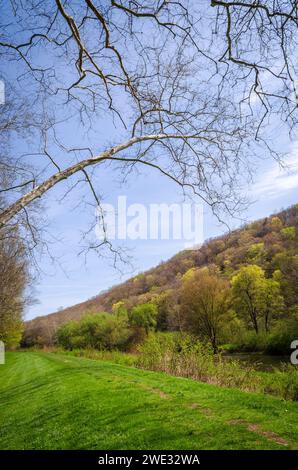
223,319,298,355
56,321,79,350
226,331,269,352
128,303,157,333
56,312,133,351
137,332,261,392
136,332,298,400
281,226,296,240
265,320,298,355
261,365,298,401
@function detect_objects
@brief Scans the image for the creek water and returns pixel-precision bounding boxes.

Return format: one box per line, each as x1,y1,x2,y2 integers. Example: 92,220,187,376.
222,353,290,372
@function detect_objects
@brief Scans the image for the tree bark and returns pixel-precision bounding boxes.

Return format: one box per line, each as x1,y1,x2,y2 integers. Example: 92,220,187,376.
0,133,196,229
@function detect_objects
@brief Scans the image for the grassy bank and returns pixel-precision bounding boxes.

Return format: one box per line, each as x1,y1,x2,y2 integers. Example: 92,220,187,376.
1,352,298,450
34,341,298,401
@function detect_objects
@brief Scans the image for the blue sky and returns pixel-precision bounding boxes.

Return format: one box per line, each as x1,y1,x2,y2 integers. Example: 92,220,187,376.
1,1,297,321
27,140,298,320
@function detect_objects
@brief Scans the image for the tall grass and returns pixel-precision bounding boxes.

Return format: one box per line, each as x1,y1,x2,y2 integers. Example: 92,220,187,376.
260,364,298,401
136,332,298,400
27,335,298,401
137,333,261,392
69,348,136,366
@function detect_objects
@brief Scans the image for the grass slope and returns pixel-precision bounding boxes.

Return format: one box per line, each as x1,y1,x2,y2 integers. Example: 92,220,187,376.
0,352,297,450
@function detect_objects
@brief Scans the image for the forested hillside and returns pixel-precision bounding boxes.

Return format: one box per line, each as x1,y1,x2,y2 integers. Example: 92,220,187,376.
23,204,298,348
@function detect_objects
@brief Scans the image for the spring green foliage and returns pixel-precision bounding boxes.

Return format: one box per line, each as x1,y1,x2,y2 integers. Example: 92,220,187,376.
265,319,298,355
0,311,23,349
112,301,128,317
128,302,157,333
281,226,296,240
56,312,132,351
137,332,298,401
0,230,27,349
22,204,298,354
231,265,283,334
231,265,266,334
180,268,231,352
260,275,284,333
56,267,291,354
47,334,298,401
56,302,158,351
1,352,298,450
222,317,298,356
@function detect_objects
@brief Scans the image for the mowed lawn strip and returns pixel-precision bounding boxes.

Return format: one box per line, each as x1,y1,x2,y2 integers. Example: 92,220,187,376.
0,352,297,450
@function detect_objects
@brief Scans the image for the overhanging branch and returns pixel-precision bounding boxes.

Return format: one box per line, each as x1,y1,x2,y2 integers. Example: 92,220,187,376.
0,133,201,229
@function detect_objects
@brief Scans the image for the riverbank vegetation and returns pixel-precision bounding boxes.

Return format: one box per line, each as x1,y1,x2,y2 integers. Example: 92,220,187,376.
33,330,298,402
3,206,298,403
23,205,298,357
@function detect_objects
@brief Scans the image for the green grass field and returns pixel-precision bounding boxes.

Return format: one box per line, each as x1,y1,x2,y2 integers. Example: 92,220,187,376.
0,352,297,450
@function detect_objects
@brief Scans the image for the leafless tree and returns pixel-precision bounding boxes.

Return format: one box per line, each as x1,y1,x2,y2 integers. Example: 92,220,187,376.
0,0,297,258
0,83,48,264
211,1,298,134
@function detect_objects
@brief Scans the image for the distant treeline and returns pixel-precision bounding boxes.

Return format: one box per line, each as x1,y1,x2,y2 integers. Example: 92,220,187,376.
22,204,298,354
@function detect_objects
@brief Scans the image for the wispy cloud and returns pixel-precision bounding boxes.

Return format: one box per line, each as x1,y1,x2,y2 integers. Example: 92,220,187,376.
251,142,298,198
